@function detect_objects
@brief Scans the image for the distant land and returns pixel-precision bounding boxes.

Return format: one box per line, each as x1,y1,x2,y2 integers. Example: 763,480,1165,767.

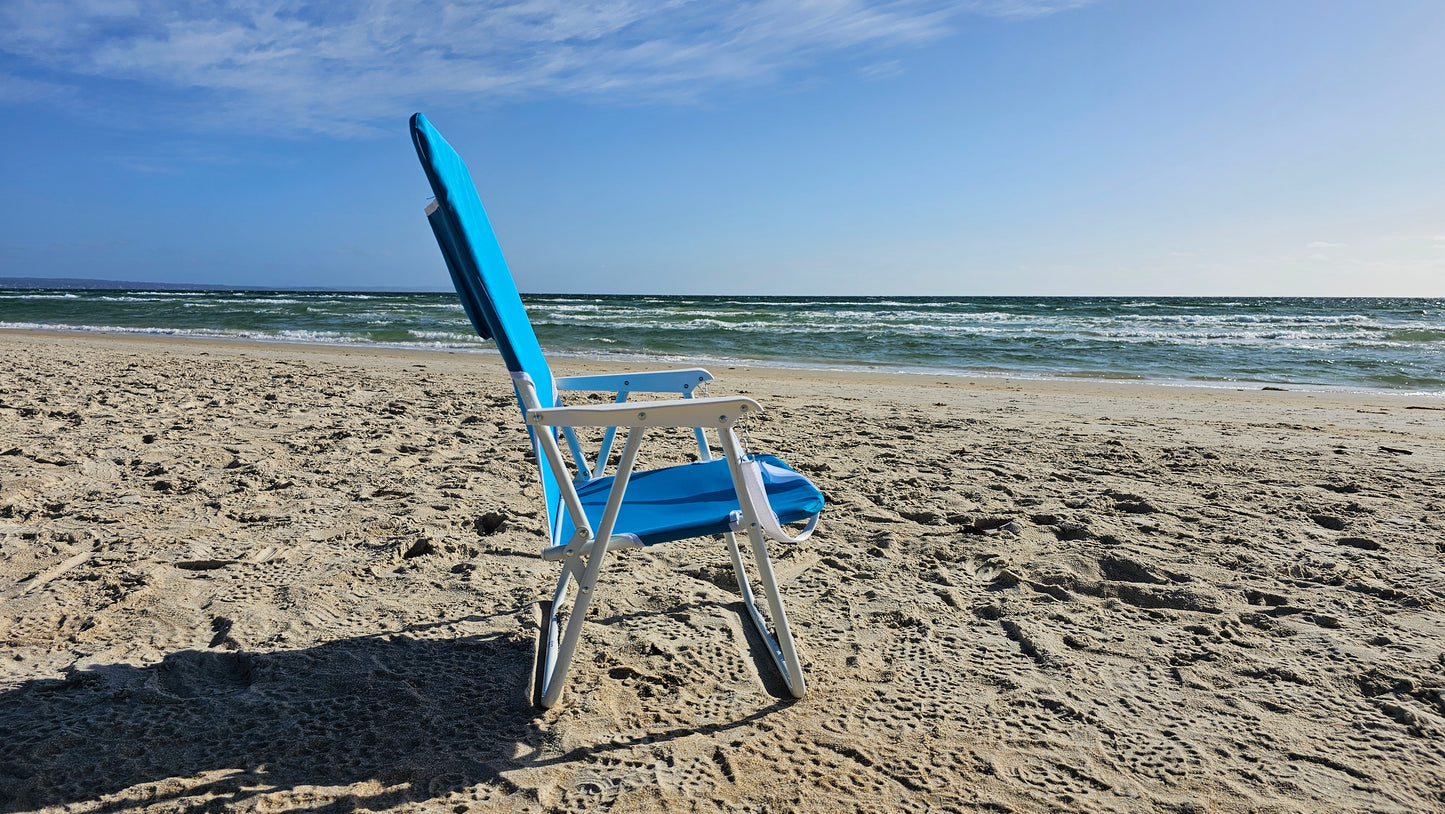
0,277,447,293
0,277,236,291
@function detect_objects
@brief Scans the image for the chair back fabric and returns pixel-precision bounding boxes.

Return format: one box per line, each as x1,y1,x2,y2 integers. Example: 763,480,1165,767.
410,113,563,538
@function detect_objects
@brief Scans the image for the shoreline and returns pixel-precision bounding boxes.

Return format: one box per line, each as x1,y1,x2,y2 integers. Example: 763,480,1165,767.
5,325,1443,401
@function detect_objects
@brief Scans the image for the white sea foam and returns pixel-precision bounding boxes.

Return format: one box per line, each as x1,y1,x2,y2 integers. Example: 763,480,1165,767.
4,292,1441,390
407,329,486,342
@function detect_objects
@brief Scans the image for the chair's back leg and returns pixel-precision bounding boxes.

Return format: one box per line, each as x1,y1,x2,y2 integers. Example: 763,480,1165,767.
539,557,580,702
590,390,629,478
692,427,713,460
561,426,592,482
684,387,713,461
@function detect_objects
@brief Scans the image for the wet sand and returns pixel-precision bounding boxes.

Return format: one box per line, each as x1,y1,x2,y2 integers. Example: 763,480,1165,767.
1,329,1443,813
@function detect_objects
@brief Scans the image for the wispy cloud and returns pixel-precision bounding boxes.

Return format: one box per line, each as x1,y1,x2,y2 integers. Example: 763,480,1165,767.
961,0,1094,17
0,0,1091,136
1307,241,1347,249
0,71,76,104
857,59,906,80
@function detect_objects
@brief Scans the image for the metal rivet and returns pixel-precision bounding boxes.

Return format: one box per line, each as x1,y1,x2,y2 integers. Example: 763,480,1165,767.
638,412,647,419
623,380,630,386
720,415,728,421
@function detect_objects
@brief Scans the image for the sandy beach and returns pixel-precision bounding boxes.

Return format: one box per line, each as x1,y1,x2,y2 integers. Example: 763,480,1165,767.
1,328,1442,813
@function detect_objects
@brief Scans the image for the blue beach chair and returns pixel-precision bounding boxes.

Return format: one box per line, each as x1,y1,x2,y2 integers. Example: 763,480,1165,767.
410,114,824,707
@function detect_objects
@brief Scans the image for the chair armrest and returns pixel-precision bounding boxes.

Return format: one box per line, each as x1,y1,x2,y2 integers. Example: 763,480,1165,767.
526,395,761,429
554,369,712,395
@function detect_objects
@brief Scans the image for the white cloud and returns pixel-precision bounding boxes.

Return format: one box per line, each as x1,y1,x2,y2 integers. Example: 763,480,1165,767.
1307,241,1347,249
0,0,1092,136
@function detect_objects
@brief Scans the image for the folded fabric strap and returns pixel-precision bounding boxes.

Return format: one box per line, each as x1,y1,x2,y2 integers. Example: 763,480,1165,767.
732,456,819,544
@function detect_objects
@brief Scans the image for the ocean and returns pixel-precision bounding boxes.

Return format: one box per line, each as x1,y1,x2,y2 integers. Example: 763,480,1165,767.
2,290,1442,392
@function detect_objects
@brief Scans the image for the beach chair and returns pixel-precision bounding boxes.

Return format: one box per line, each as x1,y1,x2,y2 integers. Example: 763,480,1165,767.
410,113,824,707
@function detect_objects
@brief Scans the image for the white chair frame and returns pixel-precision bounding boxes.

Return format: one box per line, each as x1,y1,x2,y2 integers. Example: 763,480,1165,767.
511,369,808,708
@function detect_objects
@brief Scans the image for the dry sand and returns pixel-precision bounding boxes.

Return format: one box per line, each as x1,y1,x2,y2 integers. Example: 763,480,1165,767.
1,329,1443,814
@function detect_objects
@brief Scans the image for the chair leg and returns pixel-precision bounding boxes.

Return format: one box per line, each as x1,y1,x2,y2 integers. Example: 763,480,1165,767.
716,426,807,698
534,428,648,708
537,556,589,708
725,528,807,698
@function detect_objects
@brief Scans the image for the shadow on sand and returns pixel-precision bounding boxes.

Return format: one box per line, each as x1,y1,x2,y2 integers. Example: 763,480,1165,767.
0,613,790,813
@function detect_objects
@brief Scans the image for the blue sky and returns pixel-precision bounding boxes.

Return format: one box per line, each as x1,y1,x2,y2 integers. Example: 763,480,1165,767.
1,0,1442,295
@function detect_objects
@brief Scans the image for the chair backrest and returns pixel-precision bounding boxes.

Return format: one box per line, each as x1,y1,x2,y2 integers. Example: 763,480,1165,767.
410,113,564,538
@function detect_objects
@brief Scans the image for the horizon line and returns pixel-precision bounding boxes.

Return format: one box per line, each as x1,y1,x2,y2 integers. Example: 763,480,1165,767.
1,278,1441,300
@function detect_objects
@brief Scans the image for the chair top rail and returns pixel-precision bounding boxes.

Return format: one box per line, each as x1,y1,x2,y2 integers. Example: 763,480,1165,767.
555,369,712,394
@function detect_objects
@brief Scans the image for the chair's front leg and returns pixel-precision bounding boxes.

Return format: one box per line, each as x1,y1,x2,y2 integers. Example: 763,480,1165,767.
718,429,807,698
728,525,807,699
537,426,648,708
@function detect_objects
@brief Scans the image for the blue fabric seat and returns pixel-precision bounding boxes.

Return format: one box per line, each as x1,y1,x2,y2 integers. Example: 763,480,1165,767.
561,455,823,547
